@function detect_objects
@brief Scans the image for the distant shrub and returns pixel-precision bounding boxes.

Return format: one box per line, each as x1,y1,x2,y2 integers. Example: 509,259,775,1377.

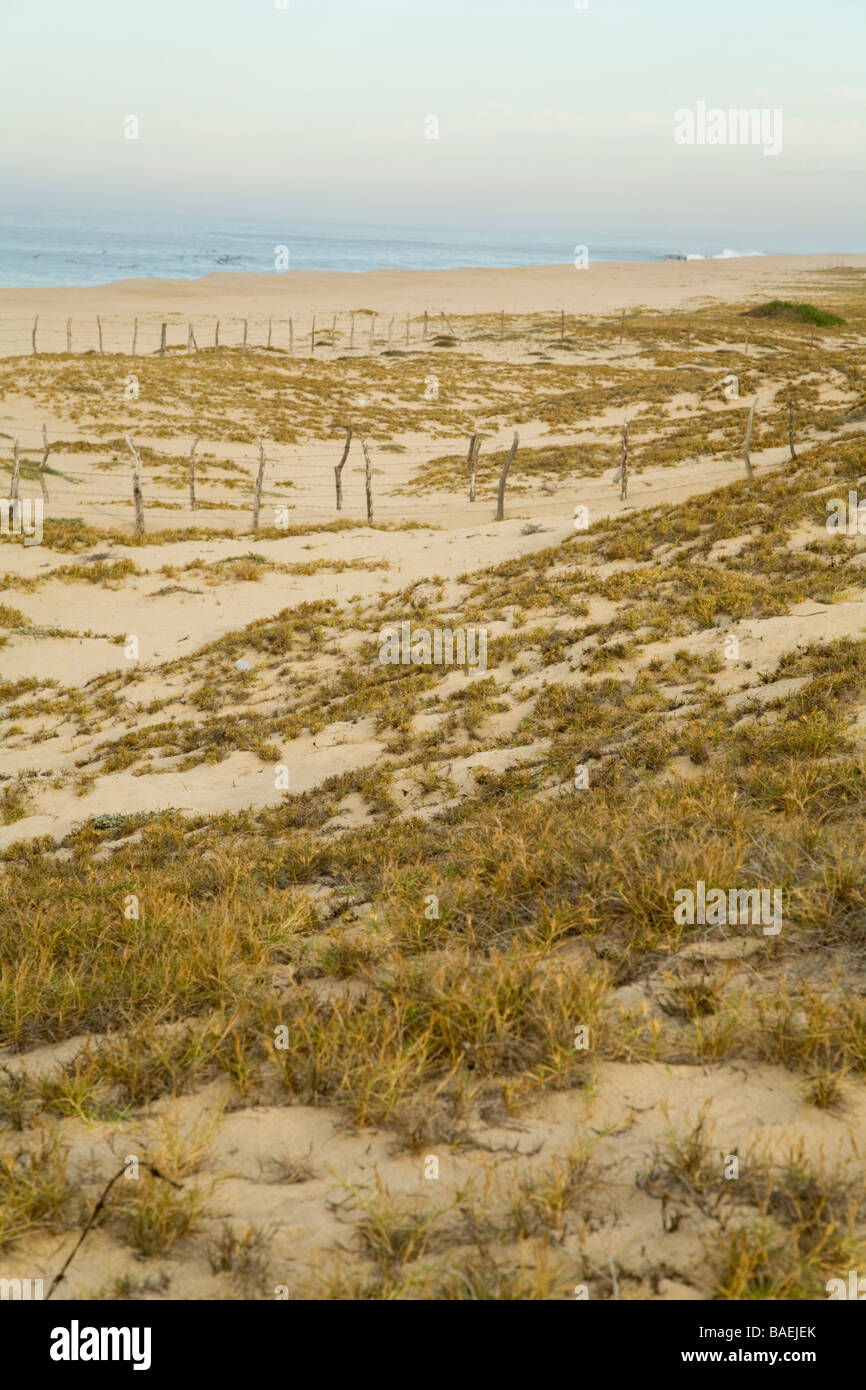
745,300,845,327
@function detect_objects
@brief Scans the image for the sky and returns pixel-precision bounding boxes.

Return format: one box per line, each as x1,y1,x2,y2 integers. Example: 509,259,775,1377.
2,0,865,244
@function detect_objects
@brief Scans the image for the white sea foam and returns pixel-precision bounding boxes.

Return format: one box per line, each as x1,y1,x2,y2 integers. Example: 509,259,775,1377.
684,248,766,261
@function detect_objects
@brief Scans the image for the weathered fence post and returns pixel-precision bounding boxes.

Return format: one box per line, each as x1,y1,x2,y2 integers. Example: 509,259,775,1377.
686,320,691,350
32,316,39,355
187,323,194,354
188,437,200,510
423,310,428,340
349,313,355,349
215,319,220,348
243,319,249,353
97,316,103,354
370,313,376,349
500,310,505,341
560,309,565,343
39,425,50,504
160,323,167,356
335,426,352,510
9,436,20,502
267,316,272,350
66,319,72,353
743,398,757,478
361,437,374,523
788,400,797,461
131,317,138,356
252,438,266,532
467,433,481,502
310,314,316,355
125,435,146,535
288,318,293,354
619,419,630,501
331,314,337,346
619,309,625,345
495,430,519,521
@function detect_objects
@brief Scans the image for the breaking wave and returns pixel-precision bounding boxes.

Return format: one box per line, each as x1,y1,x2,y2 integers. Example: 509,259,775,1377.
684,248,766,260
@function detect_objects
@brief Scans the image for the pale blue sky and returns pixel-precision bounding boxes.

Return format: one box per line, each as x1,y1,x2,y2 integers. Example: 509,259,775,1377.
3,0,864,242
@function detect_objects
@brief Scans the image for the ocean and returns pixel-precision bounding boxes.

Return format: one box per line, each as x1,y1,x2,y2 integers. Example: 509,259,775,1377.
0,206,783,290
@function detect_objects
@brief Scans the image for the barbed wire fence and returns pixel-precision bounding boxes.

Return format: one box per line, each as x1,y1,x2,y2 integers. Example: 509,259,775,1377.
0,402,801,537
0,307,848,358
0,309,512,357
0,301,853,534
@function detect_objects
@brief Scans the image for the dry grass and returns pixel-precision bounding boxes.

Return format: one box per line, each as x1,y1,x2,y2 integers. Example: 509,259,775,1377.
2,279,866,1298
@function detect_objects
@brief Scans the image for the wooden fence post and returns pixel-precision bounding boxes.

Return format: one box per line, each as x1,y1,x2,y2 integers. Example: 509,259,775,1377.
331,314,337,346
467,433,481,502
215,319,220,348
560,309,565,343
131,317,138,356
495,430,519,521
243,319,248,353
9,436,20,502
349,313,355,349
423,310,428,340
187,323,194,354
619,309,625,345
500,310,505,341
32,316,38,355
97,316,103,353
252,438,266,532
743,398,757,478
370,313,376,349
267,316,273,350
39,425,50,504
788,400,797,461
335,426,352,510
66,319,72,353
288,318,293,354
160,323,166,356
619,419,630,501
310,314,316,355
361,437,374,523
188,437,200,510
686,320,691,350
125,435,146,534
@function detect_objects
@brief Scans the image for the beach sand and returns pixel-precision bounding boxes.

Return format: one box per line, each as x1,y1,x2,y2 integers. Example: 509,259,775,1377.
1,254,865,1301
0,253,864,355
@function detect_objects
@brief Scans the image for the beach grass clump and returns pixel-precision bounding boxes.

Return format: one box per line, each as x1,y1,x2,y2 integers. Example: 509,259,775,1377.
745,300,845,327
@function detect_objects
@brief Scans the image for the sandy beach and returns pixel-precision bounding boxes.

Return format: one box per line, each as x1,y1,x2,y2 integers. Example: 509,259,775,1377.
2,252,866,1303
0,253,864,356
